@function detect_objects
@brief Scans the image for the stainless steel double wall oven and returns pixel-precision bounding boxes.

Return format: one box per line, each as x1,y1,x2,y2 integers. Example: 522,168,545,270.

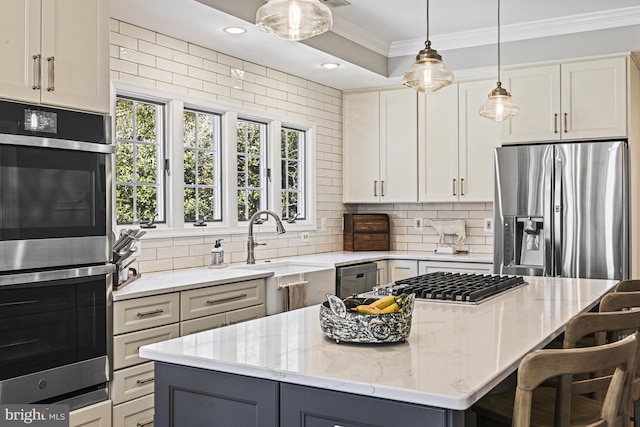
0,100,114,410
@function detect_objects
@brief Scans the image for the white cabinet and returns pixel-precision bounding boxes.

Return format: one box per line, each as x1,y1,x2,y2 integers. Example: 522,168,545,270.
501,57,627,143
388,260,418,282
375,260,388,285
418,79,501,202
69,400,112,427
343,88,418,203
418,261,493,275
0,0,109,113
111,279,266,426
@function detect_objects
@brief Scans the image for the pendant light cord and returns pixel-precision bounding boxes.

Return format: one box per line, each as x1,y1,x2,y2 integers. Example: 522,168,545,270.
497,0,501,83
426,0,430,42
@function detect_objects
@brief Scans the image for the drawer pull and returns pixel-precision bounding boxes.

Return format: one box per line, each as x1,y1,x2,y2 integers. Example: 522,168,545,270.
206,294,248,305
136,377,155,385
137,309,164,317
137,420,153,427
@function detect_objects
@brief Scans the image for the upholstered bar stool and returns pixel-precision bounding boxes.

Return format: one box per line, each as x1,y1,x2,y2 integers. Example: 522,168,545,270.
472,310,640,427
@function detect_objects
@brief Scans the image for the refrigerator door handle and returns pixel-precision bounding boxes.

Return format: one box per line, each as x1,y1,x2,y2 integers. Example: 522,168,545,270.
553,155,563,277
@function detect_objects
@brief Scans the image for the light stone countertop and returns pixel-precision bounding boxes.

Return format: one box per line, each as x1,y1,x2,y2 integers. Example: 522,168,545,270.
139,275,616,411
113,250,492,301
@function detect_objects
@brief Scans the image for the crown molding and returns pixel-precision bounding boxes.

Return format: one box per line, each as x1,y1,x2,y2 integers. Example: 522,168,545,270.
331,6,640,58
330,14,391,56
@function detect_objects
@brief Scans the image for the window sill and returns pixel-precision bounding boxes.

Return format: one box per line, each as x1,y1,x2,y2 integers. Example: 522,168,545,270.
115,221,317,240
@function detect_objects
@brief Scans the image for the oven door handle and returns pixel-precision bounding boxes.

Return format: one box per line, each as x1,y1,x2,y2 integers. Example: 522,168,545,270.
0,265,116,287
0,133,115,154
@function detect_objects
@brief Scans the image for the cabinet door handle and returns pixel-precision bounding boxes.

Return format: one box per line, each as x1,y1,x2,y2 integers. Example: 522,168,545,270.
452,179,457,196
460,178,465,196
136,377,155,385
46,56,55,91
137,420,154,427
373,180,378,197
32,54,41,90
381,180,385,197
554,113,558,133
563,112,568,133
136,308,164,317
207,294,248,305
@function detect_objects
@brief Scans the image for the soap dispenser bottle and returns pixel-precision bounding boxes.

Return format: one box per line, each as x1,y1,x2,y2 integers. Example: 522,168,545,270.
209,239,227,268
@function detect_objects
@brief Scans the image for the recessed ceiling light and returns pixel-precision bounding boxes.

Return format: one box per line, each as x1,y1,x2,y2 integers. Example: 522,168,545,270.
321,62,340,69
223,27,247,35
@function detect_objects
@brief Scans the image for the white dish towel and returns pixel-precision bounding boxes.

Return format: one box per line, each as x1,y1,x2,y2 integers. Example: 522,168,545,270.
280,280,309,311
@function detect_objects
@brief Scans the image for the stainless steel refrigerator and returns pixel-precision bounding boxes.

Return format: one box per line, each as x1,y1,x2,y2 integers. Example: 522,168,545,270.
493,140,628,280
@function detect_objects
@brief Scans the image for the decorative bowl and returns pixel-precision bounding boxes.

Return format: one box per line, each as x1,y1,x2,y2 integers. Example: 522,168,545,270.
319,293,415,344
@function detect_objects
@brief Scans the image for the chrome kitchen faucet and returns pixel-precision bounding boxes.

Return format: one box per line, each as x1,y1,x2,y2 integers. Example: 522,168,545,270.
246,210,286,264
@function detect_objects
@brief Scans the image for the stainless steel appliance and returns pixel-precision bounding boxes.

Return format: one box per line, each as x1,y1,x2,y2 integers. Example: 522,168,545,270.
383,272,527,304
336,262,377,297
494,141,628,280
0,100,114,411
0,100,113,271
0,265,113,409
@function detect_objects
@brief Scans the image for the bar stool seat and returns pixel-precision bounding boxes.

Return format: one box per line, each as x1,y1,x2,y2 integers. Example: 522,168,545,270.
472,309,640,427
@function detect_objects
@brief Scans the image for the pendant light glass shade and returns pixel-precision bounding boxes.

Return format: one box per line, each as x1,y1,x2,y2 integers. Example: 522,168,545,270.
256,0,333,41
480,0,519,121
479,82,520,121
402,41,454,92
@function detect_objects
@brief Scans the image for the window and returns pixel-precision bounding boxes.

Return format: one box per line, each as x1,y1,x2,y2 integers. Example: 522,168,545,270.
281,127,306,221
236,119,267,221
114,82,315,232
115,97,165,224
183,109,222,223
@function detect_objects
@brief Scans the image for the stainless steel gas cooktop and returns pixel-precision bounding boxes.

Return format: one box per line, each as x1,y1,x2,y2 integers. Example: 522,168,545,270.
385,272,527,304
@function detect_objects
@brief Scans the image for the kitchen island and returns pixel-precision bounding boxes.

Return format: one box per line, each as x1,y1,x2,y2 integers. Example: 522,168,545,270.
139,276,617,426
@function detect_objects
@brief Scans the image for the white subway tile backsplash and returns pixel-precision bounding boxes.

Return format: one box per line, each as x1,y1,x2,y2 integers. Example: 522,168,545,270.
156,34,188,52
111,20,492,274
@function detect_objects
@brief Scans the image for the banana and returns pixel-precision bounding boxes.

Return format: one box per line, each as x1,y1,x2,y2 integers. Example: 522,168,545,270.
368,295,396,310
352,304,382,315
380,302,400,313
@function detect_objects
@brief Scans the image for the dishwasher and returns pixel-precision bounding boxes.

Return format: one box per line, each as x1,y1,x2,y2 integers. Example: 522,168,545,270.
336,262,378,297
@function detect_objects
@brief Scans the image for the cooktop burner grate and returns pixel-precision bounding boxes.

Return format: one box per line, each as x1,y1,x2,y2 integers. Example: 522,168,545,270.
389,272,527,304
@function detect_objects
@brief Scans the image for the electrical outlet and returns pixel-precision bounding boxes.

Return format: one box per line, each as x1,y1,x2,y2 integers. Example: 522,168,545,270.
484,218,493,233
321,217,327,232
300,232,310,242
414,216,423,231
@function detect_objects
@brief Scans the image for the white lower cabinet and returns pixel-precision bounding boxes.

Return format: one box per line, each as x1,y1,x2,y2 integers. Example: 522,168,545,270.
111,362,156,405
112,394,154,427
111,279,267,427
69,400,112,427
375,260,388,285
418,261,493,275
388,260,418,282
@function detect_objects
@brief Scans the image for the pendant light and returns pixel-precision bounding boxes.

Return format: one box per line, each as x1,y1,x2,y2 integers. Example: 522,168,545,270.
256,0,333,42
402,0,454,93
480,0,519,121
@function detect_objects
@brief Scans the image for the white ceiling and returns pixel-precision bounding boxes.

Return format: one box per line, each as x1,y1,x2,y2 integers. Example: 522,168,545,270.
110,0,640,91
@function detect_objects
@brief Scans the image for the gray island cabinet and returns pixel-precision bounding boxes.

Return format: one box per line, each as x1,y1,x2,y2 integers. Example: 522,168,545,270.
141,276,617,427
154,363,447,426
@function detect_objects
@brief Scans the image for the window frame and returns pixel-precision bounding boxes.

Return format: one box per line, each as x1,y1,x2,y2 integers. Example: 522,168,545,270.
114,95,168,225
182,107,223,224
112,81,317,237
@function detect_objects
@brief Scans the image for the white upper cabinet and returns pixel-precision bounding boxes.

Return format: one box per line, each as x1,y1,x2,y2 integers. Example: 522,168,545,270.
419,79,500,202
343,88,418,203
0,0,110,113
501,57,627,143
